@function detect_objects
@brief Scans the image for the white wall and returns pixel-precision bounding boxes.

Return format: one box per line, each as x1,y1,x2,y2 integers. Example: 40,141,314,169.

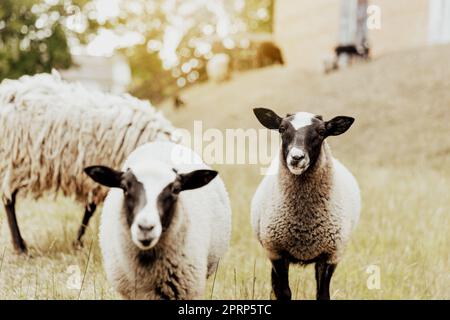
275,0,428,71
60,54,131,94
428,0,450,44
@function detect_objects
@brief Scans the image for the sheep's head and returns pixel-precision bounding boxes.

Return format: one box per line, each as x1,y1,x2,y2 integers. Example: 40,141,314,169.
84,165,217,250
253,108,354,175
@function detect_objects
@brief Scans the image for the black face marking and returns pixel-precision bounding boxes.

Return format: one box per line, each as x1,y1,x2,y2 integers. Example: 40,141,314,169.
280,116,326,171
84,166,148,229
121,170,147,228
157,182,178,231
156,169,218,231
253,108,355,175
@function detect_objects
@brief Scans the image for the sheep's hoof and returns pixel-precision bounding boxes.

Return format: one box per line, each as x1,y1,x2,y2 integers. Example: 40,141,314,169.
72,240,84,250
13,247,34,259
13,241,28,255
270,289,292,300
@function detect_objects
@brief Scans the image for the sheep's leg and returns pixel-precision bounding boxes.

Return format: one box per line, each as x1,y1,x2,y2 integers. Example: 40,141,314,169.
74,202,97,247
270,258,291,300
315,261,336,300
3,190,27,254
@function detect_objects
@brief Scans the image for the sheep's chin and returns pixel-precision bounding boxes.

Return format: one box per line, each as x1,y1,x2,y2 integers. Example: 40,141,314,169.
287,164,308,175
132,237,160,251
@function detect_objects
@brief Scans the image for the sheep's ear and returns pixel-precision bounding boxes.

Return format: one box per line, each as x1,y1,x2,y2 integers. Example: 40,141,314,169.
253,108,282,130
325,116,355,136
173,170,218,194
84,166,124,189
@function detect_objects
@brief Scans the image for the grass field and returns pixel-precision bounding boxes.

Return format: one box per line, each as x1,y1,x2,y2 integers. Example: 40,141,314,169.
0,45,449,299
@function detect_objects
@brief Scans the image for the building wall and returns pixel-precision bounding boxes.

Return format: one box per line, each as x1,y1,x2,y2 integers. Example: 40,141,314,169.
274,0,428,71
60,54,131,94
428,0,450,44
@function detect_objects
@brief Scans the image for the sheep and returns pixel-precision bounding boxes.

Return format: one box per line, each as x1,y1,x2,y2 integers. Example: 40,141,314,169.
334,43,370,69
84,140,232,299
256,41,285,68
0,71,178,254
206,53,231,83
251,108,360,300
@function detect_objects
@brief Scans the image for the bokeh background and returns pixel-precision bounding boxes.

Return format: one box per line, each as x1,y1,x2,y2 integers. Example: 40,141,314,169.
0,0,449,299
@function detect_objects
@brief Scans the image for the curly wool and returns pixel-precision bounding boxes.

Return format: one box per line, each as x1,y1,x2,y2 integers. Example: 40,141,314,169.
252,142,360,264
0,71,177,204
99,142,232,299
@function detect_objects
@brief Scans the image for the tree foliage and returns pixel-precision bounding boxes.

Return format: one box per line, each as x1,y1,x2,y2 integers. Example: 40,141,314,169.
118,0,275,102
0,0,275,101
0,0,100,80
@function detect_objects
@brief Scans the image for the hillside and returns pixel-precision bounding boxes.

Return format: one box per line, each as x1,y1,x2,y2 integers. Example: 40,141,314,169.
161,44,450,170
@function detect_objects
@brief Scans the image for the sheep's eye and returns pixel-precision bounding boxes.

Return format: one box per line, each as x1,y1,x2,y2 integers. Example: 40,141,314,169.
317,128,326,136
279,126,286,134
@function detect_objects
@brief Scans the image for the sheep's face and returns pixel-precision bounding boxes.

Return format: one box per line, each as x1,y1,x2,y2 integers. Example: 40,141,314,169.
84,165,218,251
253,108,354,175
123,168,166,251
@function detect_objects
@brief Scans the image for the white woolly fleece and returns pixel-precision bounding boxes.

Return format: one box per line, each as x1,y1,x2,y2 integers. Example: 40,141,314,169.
99,141,232,299
251,141,360,264
0,71,177,203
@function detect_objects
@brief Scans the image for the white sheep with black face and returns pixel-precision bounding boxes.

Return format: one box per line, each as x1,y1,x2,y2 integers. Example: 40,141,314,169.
251,108,360,300
85,141,231,300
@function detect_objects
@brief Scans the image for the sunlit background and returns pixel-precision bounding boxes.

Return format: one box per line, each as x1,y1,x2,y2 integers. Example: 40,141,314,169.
2,0,450,103
1,0,276,103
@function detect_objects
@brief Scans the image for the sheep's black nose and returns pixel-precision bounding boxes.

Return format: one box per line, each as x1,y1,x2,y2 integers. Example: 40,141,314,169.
138,224,154,232
292,154,305,161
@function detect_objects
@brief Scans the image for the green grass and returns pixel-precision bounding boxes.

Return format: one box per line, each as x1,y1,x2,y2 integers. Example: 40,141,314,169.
1,45,449,299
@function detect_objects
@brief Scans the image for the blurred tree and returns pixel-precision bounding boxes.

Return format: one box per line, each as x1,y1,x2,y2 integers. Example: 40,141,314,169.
116,0,275,103
239,0,274,33
0,0,101,80
0,0,276,100
124,43,173,104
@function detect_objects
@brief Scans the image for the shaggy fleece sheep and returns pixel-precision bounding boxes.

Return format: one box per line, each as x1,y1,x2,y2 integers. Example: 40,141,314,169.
0,71,177,253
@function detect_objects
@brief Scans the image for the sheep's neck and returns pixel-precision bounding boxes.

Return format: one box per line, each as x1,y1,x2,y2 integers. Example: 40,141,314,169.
278,143,333,213
127,205,192,299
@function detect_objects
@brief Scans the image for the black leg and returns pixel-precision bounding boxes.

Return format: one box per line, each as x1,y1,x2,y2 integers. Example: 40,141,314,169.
270,258,291,300
315,261,336,300
3,190,27,254
74,202,96,246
